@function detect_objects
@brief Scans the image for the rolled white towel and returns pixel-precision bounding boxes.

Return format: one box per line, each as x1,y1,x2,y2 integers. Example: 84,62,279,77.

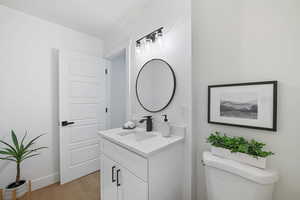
123,121,136,129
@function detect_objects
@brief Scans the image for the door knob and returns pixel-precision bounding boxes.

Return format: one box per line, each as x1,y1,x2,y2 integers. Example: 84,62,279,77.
61,121,75,127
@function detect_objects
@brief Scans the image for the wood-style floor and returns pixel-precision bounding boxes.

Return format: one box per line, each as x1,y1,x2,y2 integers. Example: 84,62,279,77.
21,172,100,200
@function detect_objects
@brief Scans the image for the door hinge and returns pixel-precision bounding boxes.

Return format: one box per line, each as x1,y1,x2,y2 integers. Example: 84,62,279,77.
105,68,108,75
105,107,108,113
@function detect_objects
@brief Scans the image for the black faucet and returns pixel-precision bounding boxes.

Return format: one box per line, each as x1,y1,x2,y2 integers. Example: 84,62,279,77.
139,116,153,132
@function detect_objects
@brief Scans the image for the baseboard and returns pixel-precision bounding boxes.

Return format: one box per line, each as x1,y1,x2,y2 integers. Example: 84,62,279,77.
31,172,59,191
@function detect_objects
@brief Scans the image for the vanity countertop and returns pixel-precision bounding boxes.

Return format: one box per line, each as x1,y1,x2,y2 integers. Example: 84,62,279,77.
98,128,185,158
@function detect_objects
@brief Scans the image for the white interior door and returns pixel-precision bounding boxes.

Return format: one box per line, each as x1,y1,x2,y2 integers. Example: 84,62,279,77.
59,50,107,184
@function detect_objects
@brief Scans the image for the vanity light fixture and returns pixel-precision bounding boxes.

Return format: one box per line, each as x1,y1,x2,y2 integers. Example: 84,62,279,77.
136,27,164,50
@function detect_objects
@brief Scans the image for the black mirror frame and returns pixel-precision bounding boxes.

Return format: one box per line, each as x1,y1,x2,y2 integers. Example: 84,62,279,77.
136,58,176,113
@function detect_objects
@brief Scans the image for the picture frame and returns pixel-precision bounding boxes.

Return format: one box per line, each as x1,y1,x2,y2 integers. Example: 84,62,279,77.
208,81,277,131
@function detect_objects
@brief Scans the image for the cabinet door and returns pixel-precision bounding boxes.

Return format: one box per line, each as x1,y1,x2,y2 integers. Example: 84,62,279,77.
101,155,118,200
117,167,148,200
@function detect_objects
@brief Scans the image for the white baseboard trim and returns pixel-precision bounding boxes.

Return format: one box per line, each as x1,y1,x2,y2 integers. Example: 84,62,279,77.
31,172,59,191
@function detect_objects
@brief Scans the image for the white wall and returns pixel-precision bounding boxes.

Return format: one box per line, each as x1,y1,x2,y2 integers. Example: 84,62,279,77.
133,21,191,127
0,5,103,190
110,50,127,128
106,0,191,128
192,0,300,200
105,0,193,199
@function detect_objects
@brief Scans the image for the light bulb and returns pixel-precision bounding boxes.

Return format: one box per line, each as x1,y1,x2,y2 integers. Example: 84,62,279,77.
157,30,163,38
136,41,142,54
136,47,141,54
136,41,141,48
145,37,151,50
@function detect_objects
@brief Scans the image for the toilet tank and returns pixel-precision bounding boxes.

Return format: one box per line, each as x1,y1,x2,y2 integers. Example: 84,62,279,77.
203,152,278,200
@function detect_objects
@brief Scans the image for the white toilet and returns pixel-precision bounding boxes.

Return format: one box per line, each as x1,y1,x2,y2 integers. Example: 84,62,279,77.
203,151,278,200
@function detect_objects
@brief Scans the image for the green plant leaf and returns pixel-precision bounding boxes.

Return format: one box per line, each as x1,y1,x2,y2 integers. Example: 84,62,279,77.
207,132,274,158
0,140,17,154
0,130,47,184
28,147,47,152
20,131,27,152
0,158,16,162
21,147,47,159
21,153,40,161
0,150,12,155
0,156,17,162
20,131,27,146
11,130,20,151
23,134,45,151
2,148,17,157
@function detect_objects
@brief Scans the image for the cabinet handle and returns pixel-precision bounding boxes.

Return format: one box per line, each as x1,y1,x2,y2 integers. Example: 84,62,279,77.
112,166,116,182
116,169,121,187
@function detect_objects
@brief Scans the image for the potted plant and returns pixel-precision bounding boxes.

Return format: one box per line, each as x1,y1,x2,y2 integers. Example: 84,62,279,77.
207,132,274,169
0,130,47,200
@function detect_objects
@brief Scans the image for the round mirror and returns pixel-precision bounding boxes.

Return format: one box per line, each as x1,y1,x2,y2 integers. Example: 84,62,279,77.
136,59,176,113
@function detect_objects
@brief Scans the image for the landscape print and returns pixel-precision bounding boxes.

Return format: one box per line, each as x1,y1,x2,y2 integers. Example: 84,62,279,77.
220,93,258,120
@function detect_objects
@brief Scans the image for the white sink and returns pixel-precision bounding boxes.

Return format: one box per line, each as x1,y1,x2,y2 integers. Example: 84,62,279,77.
99,128,185,157
132,131,156,141
117,131,134,136
118,130,157,141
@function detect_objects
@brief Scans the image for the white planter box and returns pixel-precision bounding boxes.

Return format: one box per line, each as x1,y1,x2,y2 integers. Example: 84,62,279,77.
4,181,28,200
211,147,267,169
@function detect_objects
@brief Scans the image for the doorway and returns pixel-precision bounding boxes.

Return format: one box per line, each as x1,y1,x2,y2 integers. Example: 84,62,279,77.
108,49,127,129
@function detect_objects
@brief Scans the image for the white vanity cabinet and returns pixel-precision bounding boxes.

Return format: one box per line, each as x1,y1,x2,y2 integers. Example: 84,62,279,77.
101,155,118,200
99,134,184,200
101,154,147,200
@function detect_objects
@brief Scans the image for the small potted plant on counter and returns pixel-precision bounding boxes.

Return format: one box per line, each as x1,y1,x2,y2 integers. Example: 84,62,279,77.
207,132,274,169
0,130,47,200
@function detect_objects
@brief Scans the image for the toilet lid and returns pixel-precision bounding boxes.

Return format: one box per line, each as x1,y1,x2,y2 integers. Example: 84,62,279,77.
203,151,279,184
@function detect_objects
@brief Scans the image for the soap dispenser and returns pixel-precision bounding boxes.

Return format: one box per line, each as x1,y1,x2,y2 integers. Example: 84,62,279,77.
161,114,171,137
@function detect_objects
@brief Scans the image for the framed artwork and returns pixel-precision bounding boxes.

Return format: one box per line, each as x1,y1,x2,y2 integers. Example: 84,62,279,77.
208,81,277,131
